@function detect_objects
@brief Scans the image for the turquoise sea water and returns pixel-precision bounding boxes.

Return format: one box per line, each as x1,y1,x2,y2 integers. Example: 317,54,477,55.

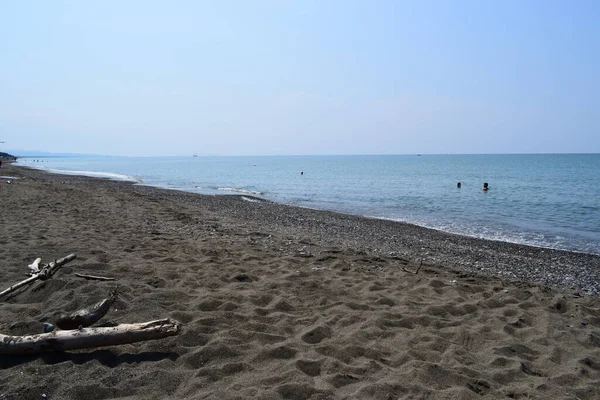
17,154,600,255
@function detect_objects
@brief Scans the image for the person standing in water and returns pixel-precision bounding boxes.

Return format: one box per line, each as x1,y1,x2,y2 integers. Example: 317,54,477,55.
483,182,489,191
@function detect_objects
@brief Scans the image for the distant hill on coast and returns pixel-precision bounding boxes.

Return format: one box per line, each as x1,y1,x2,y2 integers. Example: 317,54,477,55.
0,151,16,159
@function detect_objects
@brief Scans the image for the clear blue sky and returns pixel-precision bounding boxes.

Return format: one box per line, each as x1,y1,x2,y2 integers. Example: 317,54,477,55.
1,0,598,156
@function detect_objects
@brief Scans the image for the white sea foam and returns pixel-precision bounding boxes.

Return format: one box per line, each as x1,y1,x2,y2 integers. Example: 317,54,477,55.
241,196,260,203
47,169,139,182
217,187,263,195
372,214,587,253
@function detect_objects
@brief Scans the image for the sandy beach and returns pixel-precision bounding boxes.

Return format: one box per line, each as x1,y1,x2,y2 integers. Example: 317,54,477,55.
1,162,599,399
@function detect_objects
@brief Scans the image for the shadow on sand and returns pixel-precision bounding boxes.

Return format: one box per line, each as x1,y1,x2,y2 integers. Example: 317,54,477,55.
0,350,179,369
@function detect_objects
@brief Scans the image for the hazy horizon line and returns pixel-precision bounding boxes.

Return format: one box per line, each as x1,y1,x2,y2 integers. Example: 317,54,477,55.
8,150,600,158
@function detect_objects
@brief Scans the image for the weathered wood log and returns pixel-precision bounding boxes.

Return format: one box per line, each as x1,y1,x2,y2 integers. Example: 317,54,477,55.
0,319,181,355
55,288,118,330
74,273,115,281
38,254,77,278
0,254,76,299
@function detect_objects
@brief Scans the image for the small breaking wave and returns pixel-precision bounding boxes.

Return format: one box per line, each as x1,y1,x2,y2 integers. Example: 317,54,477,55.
371,214,599,254
47,169,139,182
217,187,263,195
241,196,261,203
194,185,263,195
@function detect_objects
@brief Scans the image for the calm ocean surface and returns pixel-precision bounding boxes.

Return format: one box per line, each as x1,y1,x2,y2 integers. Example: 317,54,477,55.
17,154,600,255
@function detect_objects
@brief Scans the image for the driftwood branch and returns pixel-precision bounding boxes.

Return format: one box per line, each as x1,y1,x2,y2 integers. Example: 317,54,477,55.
38,254,77,278
55,288,118,330
75,273,115,281
0,254,77,299
0,319,181,355
0,275,39,299
402,259,423,275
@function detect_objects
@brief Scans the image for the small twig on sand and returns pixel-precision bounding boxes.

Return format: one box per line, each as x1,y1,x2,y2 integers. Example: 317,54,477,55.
402,258,423,275
75,273,116,281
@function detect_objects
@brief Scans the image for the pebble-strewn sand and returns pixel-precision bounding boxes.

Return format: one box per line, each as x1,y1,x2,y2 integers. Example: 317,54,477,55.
1,163,599,399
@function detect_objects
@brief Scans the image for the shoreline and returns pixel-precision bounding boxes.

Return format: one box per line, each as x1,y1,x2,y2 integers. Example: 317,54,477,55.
17,158,600,258
9,163,600,294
